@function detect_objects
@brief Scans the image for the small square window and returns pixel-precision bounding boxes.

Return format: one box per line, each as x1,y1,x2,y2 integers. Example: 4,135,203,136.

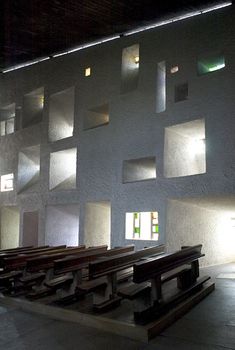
1,173,14,192
175,83,188,102
85,67,91,77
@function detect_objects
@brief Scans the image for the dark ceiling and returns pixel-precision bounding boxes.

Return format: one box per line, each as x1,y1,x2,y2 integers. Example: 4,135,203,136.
1,0,232,70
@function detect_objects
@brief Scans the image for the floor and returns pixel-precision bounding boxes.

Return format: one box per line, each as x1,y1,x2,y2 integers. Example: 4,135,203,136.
1,263,235,350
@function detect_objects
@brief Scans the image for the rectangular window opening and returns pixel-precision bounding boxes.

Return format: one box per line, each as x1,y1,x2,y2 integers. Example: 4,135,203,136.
1,173,14,192
0,103,15,136
123,157,156,183
197,55,225,75
125,211,159,241
121,44,139,93
84,103,109,130
156,61,166,113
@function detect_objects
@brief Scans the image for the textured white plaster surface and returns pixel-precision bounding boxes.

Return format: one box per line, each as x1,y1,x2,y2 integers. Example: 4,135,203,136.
166,199,235,267
164,119,205,178
22,211,39,246
84,202,111,248
0,6,235,266
45,204,79,246
0,207,20,249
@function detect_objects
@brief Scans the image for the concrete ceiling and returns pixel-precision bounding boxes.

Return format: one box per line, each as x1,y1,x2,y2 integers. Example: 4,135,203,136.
1,0,231,70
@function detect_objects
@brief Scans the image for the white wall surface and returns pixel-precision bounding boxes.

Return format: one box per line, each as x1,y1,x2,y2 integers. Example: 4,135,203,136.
84,202,111,248
166,199,235,266
0,6,235,260
45,204,79,246
0,207,20,249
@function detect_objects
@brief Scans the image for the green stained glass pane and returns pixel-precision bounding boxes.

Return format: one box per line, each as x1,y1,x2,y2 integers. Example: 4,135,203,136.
134,227,140,234
152,225,159,233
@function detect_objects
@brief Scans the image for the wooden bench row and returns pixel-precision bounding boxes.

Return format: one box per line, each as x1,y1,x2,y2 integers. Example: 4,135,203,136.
0,243,210,325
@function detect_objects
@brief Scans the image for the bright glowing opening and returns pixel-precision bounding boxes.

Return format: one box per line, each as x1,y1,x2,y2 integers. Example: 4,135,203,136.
198,55,225,75
208,63,225,72
125,211,159,241
188,138,205,156
171,66,179,74
134,56,140,65
39,96,44,109
1,173,14,192
85,67,91,77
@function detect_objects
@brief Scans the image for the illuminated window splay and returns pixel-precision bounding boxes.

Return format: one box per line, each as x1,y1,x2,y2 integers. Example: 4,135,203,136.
0,118,15,136
48,87,74,142
84,103,109,130
85,67,91,77
156,61,166,113
188,138,205,156
49,148,77,191
123,157,156,183
121,44,139,93
170,66,179,74
164,119,206,178
197,55,225,75
1,173,14,192
134,56,140,65
0,103,15,136
23,87,44,128
125,211,159,241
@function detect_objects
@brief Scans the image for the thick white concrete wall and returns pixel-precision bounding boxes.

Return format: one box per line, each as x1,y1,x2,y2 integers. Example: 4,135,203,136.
45,204,79,246
84,202,111,248
0,6,235,262
22,211,39,246
0,207,20,249
166,200,235,266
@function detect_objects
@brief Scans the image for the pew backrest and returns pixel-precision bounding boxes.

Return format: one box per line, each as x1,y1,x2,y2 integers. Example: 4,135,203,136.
26,245,105,272
0,245,50,258
2,245,68,271
54,245,135,275
133,244,203,283
89,245,165,279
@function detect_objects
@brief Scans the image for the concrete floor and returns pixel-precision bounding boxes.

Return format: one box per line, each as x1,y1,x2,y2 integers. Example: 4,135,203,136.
1,263,235,350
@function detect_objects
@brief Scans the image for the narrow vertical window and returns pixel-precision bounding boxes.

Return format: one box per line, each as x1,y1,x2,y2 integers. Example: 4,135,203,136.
156,61,166,113
121,44,139,93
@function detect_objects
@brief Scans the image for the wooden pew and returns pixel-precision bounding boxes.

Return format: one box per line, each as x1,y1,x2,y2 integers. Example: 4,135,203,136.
0,246,52,267
2,245,67,271
87,245,165,311
25,245,106,299
119,245,210,324
0,246,33,253
0,245,68,293
51,245,135,303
